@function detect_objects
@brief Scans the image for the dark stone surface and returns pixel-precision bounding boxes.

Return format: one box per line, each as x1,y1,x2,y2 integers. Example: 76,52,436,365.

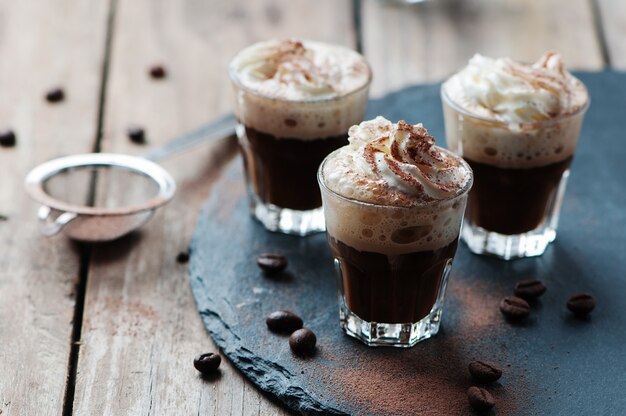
189,72,626,415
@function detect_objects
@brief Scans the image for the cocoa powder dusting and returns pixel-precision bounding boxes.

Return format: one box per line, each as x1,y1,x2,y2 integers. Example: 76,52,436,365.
317,274,530,416
326,348,468,415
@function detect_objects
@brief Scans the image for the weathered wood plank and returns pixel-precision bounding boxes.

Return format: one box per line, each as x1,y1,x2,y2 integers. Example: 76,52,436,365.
597,0,626,68
0,1,109,415
362,0,605,96
72,0,356,414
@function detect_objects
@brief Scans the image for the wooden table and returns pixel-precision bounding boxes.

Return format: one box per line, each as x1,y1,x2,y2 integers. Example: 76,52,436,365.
1,0,623,414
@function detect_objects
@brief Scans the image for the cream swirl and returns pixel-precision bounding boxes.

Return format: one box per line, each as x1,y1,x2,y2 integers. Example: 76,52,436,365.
443,52,588,125
323,117,472,206
230,39,371,101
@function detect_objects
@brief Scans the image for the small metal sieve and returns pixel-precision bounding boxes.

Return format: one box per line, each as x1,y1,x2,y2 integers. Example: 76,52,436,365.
24,113,236,242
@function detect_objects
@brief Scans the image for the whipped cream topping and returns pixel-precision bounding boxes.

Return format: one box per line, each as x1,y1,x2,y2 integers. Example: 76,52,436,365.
443,52,588,125
230,39,371,101
323,117,472,206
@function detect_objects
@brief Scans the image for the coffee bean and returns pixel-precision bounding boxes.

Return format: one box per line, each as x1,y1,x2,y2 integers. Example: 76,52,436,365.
176,251,189,264
45,87,65,103
257,253,287,274
149,65,167,79
567,293,595,317
289,328,316,355
127,126,146,144
266,310,303,334
194,352,221,374
514,279,546,299
467,386,495,412
499,296,530,321
0,129,16,147
469,360,502,383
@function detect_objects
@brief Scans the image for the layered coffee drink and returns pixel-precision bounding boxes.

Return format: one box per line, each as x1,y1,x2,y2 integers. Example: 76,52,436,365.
229,40,371,235
319,117,472,347
442,52,589,259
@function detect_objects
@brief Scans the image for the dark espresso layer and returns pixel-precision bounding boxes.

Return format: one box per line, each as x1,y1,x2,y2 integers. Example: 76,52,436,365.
240,126,347,211
465,156,572,235
328,237,458,323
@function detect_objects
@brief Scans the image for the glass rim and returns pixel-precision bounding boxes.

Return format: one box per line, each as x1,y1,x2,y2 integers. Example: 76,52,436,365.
228,52,372,105
317,148,473,210
440,80,590,129
24,153,176,216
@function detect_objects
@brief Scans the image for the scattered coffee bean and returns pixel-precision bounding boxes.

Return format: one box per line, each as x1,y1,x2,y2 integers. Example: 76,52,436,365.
127,126,146,144
499,296,530,321
469,360,502,383
45,87,65,103
176,251,189,264
567,293,595,317
467,386,495,412
0,214,8,221
0,129,16,147
256,253,287,274
289,328,316,355
514,279,546,299
149,65,167,79
266,310,303,333
193,352,221,374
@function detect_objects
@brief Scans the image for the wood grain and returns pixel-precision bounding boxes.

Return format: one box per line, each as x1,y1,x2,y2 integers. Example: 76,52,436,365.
2,1,615,414
0,1,109,415
597,0,626,68
71,0,356,414
361,0,605,96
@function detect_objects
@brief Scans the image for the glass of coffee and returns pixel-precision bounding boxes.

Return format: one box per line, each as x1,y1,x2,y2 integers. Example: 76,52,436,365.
442,52,589,260
318,117,473,347
229,39,371,235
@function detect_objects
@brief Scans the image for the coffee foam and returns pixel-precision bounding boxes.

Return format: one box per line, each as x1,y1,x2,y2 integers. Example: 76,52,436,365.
232,86,369,139
230,39,371,140
442,95,586,168
319,118,472,254
320,177,467,255
442,52,589,168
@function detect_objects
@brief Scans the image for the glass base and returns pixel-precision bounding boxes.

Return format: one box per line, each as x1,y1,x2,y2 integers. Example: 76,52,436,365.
462,223,556,260
250,195,325,236
339,302,443,348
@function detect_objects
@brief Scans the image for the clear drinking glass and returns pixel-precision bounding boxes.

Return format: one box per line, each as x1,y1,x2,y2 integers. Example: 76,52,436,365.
229,67,371,236
318,151,472,347
441,87,589,260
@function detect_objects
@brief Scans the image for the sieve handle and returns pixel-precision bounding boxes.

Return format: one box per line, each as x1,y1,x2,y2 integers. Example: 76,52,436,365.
38,206,78,236
142,113,237,162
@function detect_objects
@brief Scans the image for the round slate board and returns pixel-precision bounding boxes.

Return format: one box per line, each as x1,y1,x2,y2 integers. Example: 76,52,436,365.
189,72,626,416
